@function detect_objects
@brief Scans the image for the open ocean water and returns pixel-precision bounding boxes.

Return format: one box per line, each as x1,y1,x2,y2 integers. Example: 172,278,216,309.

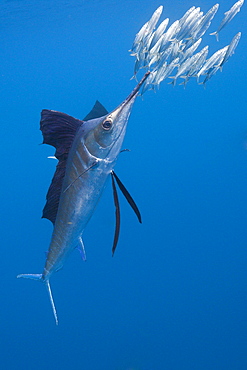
1,0,247,369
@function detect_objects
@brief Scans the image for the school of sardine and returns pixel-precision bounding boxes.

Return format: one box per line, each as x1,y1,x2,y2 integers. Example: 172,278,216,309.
129,1,244,92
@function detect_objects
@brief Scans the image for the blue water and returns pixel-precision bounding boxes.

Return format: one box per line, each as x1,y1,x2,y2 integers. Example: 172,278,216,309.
1,0,247,369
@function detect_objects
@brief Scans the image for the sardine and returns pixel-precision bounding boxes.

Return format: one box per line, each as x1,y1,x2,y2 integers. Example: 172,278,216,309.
180,46,209,85
197,45,228,81
192,4,219,40
176,7,202,41
178,38,202,64
210,0,244,41
148,18,169,51
153,57,179,87
201,47,227,85
159,20,180,53
219,31,241,68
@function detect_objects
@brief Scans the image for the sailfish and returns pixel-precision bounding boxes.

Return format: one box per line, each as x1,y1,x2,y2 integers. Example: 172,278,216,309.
17,72,149,325
17,1,243,324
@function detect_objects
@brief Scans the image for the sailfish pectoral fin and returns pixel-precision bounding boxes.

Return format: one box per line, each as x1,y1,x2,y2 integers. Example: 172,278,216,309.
17,273,58,325
111,172,121,256
111,171,142,223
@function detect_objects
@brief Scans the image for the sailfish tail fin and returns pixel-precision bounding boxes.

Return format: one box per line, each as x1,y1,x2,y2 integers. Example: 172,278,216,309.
17,273,58,325
45,280,58,325
17,273,42,280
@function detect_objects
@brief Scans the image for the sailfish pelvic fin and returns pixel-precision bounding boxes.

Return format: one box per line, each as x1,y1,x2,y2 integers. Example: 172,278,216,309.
110,171,142,256
111,172,121,256
111,171,142,223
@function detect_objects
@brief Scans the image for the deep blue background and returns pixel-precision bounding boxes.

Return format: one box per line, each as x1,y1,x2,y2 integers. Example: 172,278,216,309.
1,1,246,369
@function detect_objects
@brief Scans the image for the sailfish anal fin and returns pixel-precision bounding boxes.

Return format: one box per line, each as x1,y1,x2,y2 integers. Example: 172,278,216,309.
40,101,108,225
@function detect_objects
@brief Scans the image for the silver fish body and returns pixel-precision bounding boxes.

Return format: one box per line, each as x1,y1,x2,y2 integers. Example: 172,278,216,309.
148,18,169,51
197,45,228,81
176,7,202,41
153,57,179,87
201,48,227,85
210,0,244,41
192,4,219,40
170,49,205,85
159,20,180,53
146,5,163,33
178,38,202,64
17,73,150,324
183,46,209,81
220,31,241,68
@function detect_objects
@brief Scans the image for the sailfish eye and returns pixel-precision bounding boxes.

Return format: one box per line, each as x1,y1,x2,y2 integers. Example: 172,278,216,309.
102,119,113,130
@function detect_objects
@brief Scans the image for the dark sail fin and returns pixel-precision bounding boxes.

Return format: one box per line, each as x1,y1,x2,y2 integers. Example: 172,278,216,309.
40,109,83,224
111,172,120,256
112,171,142,223
42,160,66,224
40,109,83,160
83,100,108,121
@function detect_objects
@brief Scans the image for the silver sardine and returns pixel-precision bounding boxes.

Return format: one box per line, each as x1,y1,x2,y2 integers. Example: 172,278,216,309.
210,0,244,41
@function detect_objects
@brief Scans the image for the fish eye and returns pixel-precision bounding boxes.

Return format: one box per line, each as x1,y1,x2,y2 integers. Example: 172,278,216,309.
102,119,113,130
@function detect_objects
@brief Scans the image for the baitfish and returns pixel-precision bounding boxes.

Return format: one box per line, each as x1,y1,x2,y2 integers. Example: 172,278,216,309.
178,38,202,65
130,3,242,91
148,18,169,51
176,7,202,41
180,46,209,86
219,31,241,68
191,3,219,41
17,73,149,324
196,46,228,82
210,0,244,41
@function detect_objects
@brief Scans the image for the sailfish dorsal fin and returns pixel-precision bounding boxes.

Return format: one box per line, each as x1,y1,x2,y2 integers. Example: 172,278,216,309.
40,102,108,224
40,109,83,224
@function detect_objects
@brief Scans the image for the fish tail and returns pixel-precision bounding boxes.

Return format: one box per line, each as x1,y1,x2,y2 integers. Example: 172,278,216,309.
17,273,58,325
167,77,176,86
45,280,58,325
17,273,42,280
209,31,219,42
